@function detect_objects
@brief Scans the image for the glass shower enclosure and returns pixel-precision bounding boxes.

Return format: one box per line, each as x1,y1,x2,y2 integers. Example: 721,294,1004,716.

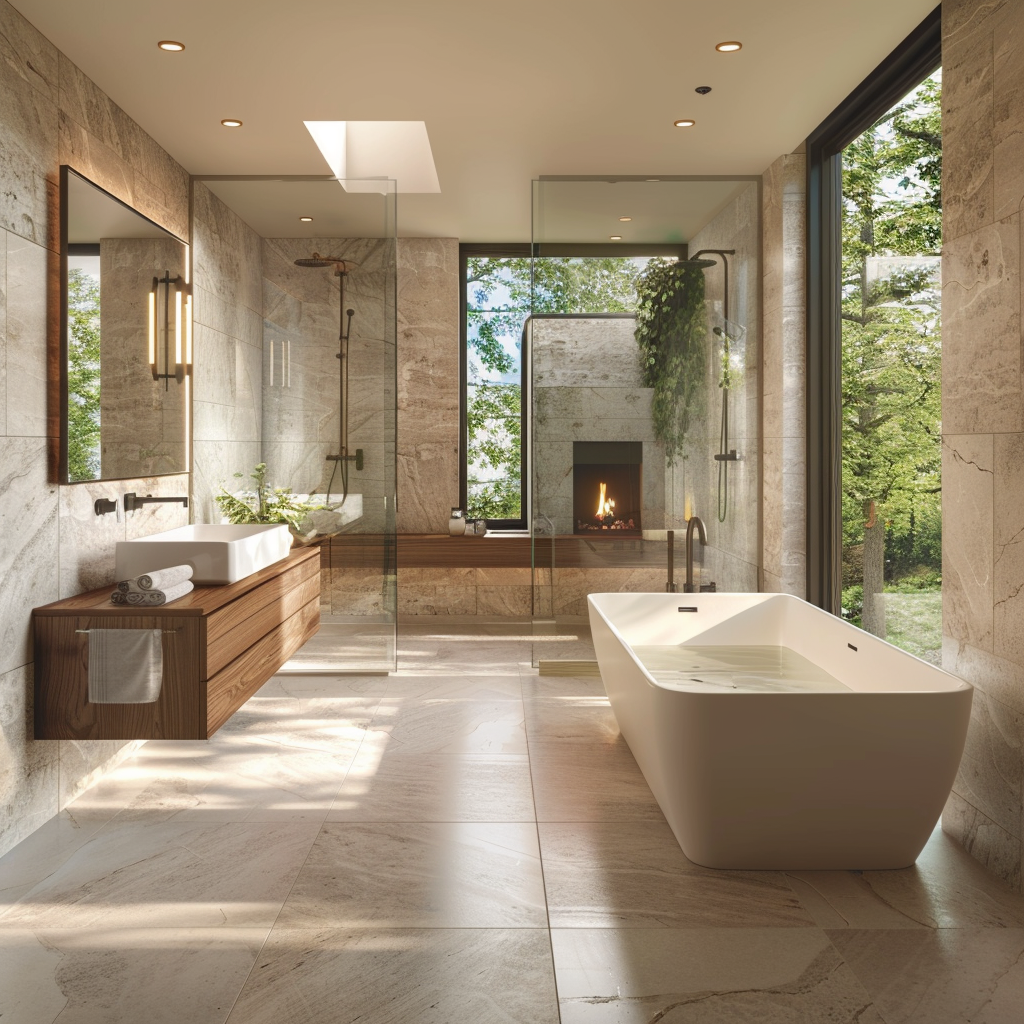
191,176,397,672
529,176,762,664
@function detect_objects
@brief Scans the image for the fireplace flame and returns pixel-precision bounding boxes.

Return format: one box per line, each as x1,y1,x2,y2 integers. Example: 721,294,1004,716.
595,482,615,519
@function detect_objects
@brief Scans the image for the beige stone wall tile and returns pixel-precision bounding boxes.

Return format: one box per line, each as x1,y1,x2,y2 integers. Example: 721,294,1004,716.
943,789,1022,894
762,437,783,578
477,586,532,617
943,435,995,650
955,689,1024,839
943,15,996,241
57,478,124,598
399,584,477,616
993,4,1024,220
399,567,475,586
5,233,52,437
0,664,58,854
0,33,56,247
476,568,532,586
942,217,1022,435
0,437,58,676
994,433,1024,665
944,635,1024,715
0,229,6,434
396,237,459,534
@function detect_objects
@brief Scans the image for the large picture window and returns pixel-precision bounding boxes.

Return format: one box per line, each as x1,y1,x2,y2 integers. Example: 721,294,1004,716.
806,9,941,635
460,245,655,528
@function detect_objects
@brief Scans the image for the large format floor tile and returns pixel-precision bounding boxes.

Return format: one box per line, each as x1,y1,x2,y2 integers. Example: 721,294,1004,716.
2,820,320,930
524,695,621,745
551,928,884,1023
226,927,560,1024
529,740,664,822
277,820,548,928
369,699,528,754
540,820,815,928
829,928,1024,1024
328,750,535,822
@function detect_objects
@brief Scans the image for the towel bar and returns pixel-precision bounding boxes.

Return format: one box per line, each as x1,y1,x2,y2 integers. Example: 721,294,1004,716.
76,628,181,635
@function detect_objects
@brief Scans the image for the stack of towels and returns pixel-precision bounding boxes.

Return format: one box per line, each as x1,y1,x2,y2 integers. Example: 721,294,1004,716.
111,564,194,606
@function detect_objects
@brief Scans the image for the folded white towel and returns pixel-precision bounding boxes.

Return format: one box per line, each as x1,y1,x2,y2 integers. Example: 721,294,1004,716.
117,564,193,593
88,629,163,704
124,580,194,607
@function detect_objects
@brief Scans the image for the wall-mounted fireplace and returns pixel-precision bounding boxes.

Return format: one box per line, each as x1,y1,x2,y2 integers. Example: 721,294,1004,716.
573,441,642,535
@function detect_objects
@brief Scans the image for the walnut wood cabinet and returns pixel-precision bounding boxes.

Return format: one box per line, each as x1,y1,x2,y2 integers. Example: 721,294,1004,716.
33,547,321,740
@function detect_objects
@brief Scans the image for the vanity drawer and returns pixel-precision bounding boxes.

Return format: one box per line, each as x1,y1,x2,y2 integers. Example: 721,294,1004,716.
206,597,320,735
204,557,321,678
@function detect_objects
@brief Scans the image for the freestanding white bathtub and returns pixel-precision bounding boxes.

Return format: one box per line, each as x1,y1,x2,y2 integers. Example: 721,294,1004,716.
588,592,972,870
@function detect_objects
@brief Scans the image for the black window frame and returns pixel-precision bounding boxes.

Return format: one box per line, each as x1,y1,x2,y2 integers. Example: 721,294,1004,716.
805,6,941,613
459,242,688,531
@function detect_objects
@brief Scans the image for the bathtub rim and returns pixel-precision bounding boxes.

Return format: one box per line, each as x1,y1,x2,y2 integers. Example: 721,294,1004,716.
587,590,971,696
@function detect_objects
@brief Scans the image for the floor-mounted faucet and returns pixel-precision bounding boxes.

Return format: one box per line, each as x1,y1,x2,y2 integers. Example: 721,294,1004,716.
684,515,707,593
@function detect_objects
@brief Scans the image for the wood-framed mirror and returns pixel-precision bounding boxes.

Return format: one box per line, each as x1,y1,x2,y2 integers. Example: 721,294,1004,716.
60,165,190,483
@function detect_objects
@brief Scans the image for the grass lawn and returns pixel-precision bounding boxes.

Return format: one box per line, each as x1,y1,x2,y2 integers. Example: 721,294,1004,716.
883,590,942,665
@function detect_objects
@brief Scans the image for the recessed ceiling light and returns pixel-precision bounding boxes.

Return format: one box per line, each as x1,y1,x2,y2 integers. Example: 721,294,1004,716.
299,216,313,222
157,40,185,51
619,217,632,222
673,119,696,128
646,178,661,182
221,118,243,128
610,235,622,241
716,41,742,52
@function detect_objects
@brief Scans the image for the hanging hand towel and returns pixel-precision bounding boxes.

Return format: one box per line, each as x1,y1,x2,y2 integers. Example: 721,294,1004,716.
124,581,194,607
117,564,193,594
87,629,163,704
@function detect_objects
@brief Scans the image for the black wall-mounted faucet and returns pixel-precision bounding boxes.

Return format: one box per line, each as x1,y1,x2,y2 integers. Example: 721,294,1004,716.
123,492,189,512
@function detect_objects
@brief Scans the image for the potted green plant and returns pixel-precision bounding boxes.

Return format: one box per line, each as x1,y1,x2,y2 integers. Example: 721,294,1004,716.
214,463,328,544
634,259,709,461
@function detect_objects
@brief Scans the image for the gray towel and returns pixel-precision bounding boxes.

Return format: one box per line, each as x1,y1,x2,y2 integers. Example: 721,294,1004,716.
124,581,194,607
110,590,128,605
87,629,163,704
117,564,193,594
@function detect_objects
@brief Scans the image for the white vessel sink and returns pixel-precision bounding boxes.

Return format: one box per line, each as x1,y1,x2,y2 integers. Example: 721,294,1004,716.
115,524,293,586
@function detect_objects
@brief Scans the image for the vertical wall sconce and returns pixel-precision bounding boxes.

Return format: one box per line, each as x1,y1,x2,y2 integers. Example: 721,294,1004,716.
149,271,192,386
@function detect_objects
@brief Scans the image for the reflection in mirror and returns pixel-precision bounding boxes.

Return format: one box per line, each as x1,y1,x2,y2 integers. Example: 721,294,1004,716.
61,166,190,483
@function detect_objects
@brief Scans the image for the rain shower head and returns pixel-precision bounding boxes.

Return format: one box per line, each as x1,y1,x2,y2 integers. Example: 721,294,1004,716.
293,253,359,272
677,257,717,269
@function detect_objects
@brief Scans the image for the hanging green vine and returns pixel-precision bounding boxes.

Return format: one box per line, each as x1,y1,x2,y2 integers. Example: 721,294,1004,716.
634,259,709,461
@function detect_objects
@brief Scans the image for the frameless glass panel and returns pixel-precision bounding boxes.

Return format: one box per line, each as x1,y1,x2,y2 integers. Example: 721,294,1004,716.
840,73,942,664
191,176,397,672
529,178,762,665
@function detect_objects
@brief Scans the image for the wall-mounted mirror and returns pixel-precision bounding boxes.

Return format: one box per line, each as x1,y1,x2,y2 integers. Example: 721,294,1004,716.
60,166,190,483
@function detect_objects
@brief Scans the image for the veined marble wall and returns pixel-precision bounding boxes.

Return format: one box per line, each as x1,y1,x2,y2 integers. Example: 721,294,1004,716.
191,184,262,524
0,0,190,857
673,181,762,592
941,0,1024,893
396,238,460,534
761,150,807,598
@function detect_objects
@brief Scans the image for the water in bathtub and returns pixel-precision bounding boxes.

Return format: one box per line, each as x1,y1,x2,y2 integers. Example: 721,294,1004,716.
630,645,852,693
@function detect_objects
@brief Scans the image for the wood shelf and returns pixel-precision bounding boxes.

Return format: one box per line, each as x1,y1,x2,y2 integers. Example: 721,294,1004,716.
33,547,321,741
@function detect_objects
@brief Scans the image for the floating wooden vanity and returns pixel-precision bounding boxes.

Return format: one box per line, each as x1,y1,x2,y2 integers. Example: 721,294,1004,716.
33,547,320,740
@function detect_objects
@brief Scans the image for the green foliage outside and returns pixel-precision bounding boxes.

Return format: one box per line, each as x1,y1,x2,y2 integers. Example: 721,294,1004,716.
841,72,942,647
634,259,708,461
465,256,643,519
66,268,102,481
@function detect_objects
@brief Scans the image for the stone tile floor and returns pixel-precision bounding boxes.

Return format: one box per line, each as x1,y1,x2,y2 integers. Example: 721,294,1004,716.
1,623,1023,1022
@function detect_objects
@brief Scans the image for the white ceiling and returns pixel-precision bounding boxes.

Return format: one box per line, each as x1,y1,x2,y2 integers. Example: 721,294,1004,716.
13,0,938,240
